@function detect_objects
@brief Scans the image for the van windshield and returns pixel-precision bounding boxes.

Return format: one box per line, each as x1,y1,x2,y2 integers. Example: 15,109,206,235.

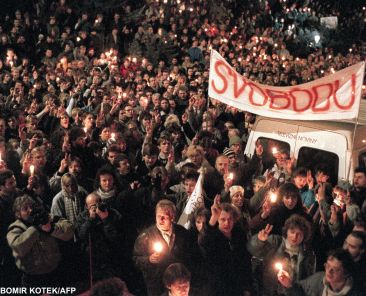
297,147,339,185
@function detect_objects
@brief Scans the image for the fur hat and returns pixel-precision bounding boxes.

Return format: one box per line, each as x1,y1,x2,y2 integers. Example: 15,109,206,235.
229,185,244,197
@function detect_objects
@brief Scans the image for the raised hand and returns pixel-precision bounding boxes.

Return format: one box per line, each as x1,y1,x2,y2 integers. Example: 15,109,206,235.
316,182,325,202
18,124,26,142
58,153,69,173
28,135,38,150
181,112,188,124
307,170,314,189
329,204,340,225
209,194,222,226
261,198,272,219
258,224,273,241
167,148,175,165
62,133,70,152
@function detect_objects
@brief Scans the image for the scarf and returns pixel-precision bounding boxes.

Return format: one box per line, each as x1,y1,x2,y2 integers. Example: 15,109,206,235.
62,188,82,225
322,277,353,296
96,187,116,201
284,239,301,281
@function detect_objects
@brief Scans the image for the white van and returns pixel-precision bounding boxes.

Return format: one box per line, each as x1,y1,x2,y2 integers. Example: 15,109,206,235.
244,101,366,184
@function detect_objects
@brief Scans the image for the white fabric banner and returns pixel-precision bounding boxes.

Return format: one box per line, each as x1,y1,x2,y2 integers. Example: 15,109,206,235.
208,50,365,121
177,173,204,230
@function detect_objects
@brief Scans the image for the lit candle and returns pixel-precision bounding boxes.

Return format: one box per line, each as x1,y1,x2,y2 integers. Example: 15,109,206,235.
274,262,283,272
111,133,116,141
272,147,278,154
30,165,35,176
153,241,163,253
228,173,234,181
132,57,137,63
270,193,277,203
0,152,2,161
83,127,87,133
123,92,127,98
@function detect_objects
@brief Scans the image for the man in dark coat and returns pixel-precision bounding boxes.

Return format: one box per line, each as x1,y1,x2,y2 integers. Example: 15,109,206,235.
133,199,193,296
75,192,135,282
199,196,252,296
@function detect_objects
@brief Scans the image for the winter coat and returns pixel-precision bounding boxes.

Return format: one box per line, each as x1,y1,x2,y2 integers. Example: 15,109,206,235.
7,218,73,275
248,234,316,296
284,272,364,296
199,223,252,296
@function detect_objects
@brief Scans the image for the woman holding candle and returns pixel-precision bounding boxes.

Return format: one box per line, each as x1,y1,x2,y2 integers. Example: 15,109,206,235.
248,214,315,296
249,182,310,235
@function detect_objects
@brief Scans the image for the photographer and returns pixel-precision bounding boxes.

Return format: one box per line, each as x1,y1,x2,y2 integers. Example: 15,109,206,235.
75,192,133,282
7,195,74,287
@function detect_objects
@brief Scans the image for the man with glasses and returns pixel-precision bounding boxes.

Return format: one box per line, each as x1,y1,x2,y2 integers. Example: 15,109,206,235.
278,249,363,296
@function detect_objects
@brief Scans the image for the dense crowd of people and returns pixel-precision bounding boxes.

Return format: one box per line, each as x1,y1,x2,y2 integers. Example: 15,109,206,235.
0,0,366,295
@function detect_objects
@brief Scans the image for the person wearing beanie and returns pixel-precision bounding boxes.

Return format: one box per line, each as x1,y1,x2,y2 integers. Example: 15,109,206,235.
223,147,237,168
229,185,251,237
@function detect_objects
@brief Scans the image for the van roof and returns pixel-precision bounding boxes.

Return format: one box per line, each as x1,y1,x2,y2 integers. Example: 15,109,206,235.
257,112,366,151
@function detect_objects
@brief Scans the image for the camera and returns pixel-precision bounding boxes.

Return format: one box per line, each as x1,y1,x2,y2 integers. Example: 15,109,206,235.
30,206,49,225
151,172,162,190
96,201,108,212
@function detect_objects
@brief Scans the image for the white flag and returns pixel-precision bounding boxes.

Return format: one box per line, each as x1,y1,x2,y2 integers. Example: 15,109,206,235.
177,173,205,229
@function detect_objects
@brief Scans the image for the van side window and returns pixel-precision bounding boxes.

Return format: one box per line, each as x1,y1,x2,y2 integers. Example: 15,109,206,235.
297,147,339,185
257,137,291,172
257,137,290,156
359,151,366,168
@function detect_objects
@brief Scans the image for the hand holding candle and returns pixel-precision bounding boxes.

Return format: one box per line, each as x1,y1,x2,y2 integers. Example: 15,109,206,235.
150,241,164,264
276,263,292,288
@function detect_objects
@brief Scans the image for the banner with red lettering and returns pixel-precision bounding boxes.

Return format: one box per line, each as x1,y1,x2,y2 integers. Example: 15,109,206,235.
208,50,365,120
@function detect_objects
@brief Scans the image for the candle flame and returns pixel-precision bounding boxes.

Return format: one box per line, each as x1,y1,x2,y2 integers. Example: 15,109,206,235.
270,193,277,203
153,242,163,253
275,262,283,271
30,165,35,176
